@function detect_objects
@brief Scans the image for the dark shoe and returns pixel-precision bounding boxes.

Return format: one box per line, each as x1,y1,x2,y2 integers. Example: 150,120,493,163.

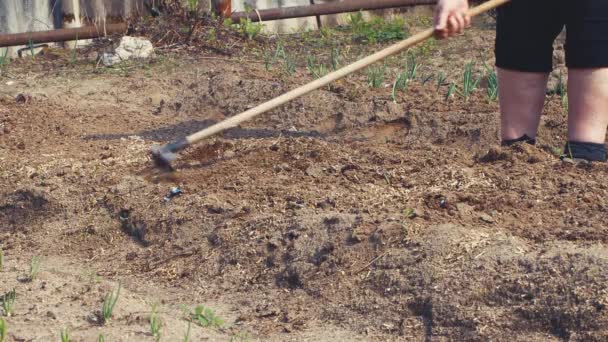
501,134,536,147
560,141,607,163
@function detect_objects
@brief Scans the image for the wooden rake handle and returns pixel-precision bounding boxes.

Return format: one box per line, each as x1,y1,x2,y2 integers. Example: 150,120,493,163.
185,0,510,145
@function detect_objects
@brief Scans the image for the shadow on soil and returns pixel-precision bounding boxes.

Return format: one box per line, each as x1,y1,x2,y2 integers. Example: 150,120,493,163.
83,119,325,142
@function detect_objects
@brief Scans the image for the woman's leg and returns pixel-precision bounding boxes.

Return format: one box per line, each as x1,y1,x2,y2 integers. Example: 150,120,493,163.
498,68,549,141
567,69,608,144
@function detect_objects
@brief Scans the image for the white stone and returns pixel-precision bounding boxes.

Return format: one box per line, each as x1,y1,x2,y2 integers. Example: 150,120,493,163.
101,36,155,67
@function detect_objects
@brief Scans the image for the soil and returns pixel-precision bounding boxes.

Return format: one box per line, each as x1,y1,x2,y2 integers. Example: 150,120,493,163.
1,10,608,342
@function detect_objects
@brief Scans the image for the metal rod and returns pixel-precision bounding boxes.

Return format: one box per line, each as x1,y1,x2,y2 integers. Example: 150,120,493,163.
231,0,437,22
0,23,128,48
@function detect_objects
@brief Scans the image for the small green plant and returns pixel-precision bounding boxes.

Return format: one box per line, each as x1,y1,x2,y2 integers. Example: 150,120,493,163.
549,71,569,109
551,146,563,157
391,54,418,100
263,51,274,71
485,65,499,101
69,33,79,66
414,37,436,57
446,82,456,101
191,305,224,329
102,283,121,323
149,305,162,341
404,208,416,219
207,27,217,44
284,55,296,75
2,289,16,317
0,48,9,72
98,334,105,342
306,56,328,79
457,62,481,101
367,64,386,88
28,256,41,281
392,73,407,101
404,53,418,81
330,47,340,71
437,72,446,90
60,328,70,342
0,318,5,342
27,35,36,60
187,0,198,13
183,321,191,342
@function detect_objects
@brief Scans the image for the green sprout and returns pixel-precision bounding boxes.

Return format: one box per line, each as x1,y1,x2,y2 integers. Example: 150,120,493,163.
150,305,162,341
367,64,386,88
0,318,5,342
2,289,16,317
437,72,446,90
457,62,481,101
102,284,121,323
306,56,328,79
183,321,191,342
0,48,9,72
485,65,499,101
98,334,105,342
284,55,296,75
446,82,456,102
191,305,224,329
330,47,340,70
60,328,70,342
28,256,41,281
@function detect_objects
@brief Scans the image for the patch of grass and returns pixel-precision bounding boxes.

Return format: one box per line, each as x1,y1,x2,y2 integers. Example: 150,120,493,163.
102,284,121,324
2,289,16,317
149,305,162,341
191,305,224,329
345,12,409,44
60,328,70,342
224,18,263,40
0,318,5,342
367,64,386,88
28,256,41,281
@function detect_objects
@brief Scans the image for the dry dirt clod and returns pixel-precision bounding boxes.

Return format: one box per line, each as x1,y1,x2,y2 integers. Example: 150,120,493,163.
479,213,495,224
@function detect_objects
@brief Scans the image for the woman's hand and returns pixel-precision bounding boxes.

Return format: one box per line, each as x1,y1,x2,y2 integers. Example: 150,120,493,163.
434,0,471,39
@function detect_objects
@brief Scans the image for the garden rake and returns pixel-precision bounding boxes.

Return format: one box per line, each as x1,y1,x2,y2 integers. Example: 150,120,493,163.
151,0,510,171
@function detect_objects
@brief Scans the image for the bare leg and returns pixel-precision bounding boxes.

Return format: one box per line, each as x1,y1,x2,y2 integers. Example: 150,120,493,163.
567,68,608,144
498,68,549,141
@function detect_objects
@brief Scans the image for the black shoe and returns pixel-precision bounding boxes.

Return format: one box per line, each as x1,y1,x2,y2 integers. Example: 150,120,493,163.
501,134,536,147
560,141,607,163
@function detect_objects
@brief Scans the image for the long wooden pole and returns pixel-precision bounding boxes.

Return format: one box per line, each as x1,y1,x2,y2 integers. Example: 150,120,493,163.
184,0,510,146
